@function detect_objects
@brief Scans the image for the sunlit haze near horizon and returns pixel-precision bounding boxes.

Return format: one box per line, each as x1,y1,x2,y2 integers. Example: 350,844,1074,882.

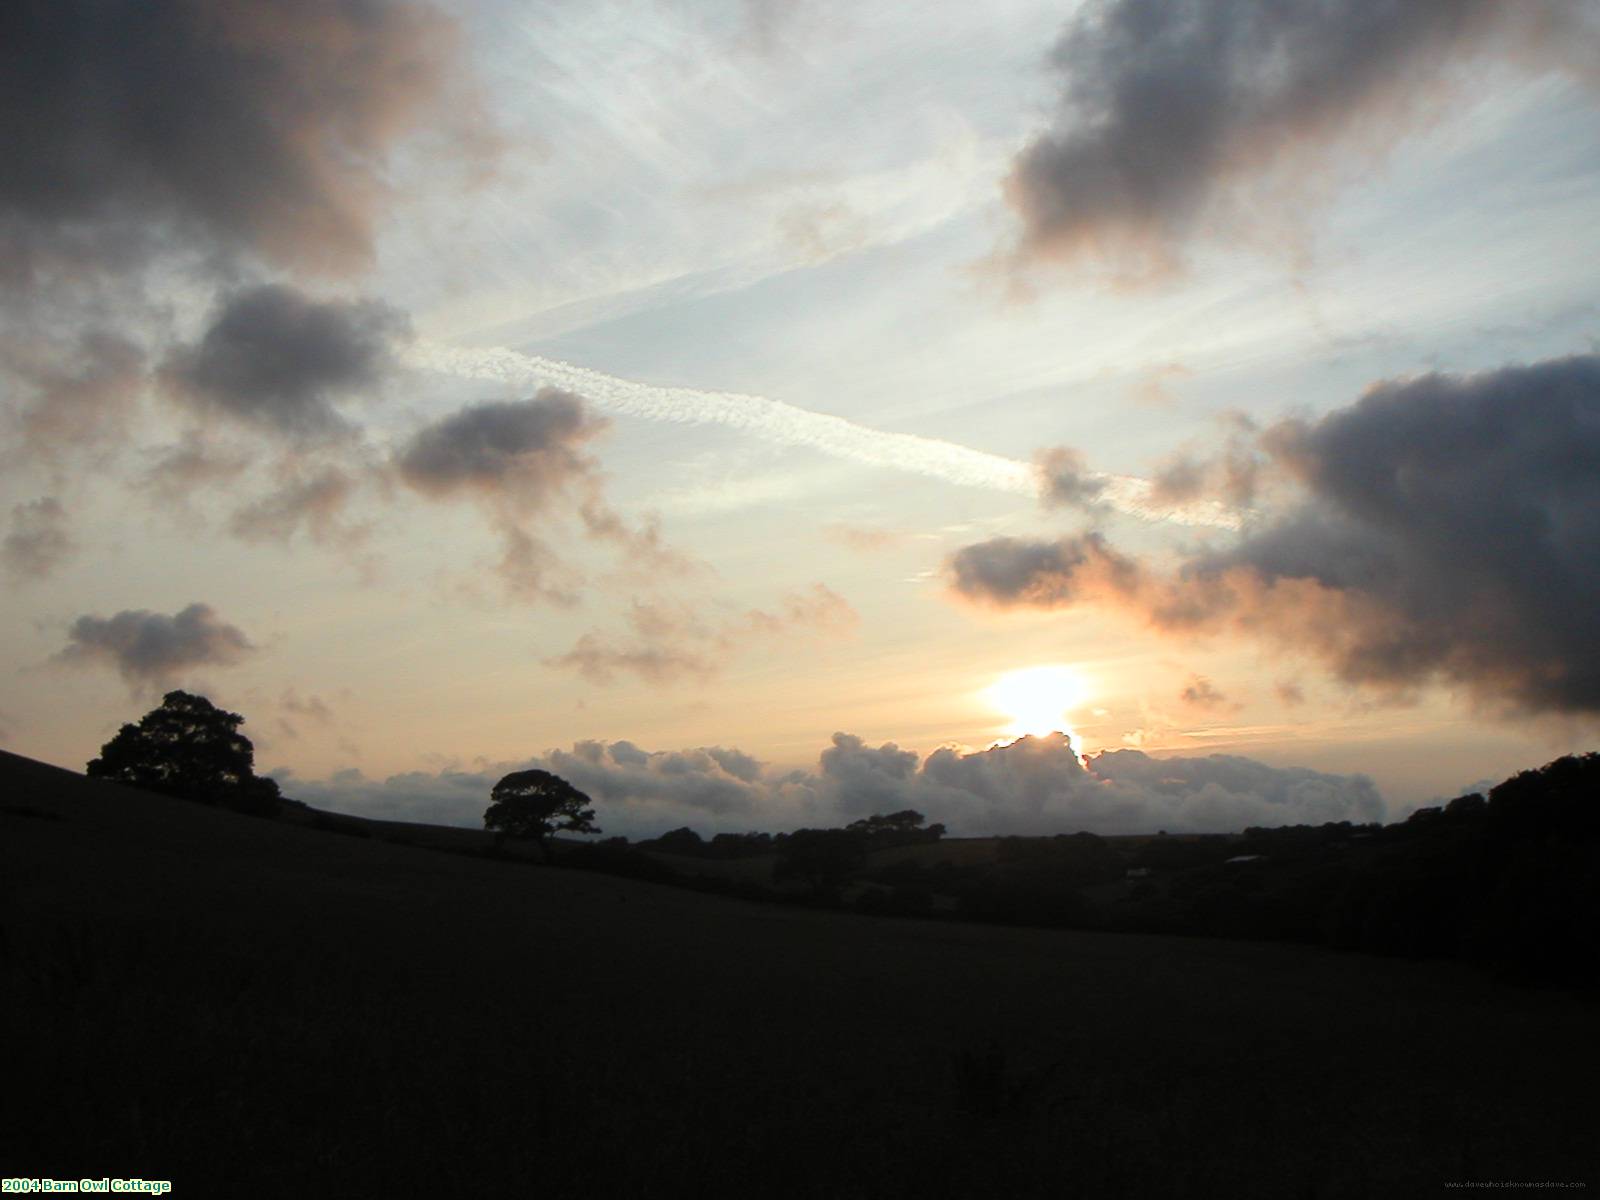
4,0,1599,837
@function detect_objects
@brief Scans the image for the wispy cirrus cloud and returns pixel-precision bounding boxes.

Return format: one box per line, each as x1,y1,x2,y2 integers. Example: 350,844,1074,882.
408,340,1239,528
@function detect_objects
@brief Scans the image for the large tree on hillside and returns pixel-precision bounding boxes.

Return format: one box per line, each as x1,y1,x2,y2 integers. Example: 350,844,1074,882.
87,690,280,814
484,769,599,856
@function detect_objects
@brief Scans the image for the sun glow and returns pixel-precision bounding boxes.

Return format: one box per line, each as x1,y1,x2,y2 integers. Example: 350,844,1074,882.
983,665,1090,741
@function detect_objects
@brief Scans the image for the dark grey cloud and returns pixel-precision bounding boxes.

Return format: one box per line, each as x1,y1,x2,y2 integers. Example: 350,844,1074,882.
397,390,607,505
1008,0,1595,271
3,497,75,580
0,0,472,279
1035,446,1108,512
285,731,1385,837
396,390,616,604
949,353,1600,717
949,533,1142,610
162,285,407,438
1,1,481,533
549,586,857,686
56,602,255,688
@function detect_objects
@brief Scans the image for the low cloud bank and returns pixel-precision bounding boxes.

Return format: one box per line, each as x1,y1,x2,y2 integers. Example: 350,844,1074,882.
284,731,1384,838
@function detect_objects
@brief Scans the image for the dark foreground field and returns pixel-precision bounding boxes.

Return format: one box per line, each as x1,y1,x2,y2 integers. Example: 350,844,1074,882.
3,750,1594,1198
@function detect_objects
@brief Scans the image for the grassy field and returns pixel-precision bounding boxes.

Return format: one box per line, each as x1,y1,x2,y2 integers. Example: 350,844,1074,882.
3,749,1594,1197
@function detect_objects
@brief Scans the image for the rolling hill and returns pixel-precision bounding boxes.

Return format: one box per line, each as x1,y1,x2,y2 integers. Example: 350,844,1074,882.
3,749,1593,1197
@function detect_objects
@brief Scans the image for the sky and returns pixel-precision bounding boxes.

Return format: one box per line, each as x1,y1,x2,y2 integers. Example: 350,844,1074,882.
3,0,1598,838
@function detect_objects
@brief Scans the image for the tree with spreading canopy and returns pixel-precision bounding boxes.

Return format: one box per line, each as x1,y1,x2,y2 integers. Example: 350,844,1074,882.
846,809,946,847
484,768,599,856
86,689,281,814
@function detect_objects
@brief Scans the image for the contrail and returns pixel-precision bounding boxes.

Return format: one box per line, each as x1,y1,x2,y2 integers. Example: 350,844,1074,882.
406,340,1239,529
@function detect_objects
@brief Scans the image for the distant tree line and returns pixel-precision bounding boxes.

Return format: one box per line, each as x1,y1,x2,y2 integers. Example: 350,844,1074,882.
634,810,945,862
86,691,1598,986
579,759,1599,986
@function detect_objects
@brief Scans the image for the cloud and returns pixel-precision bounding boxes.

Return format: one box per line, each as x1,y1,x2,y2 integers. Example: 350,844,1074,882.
397,389,606,506
550,630,719,687
825,524,904,552
281,689,336,725
1,2,479,511
0,0,473,279
742,584,858,638
1150,414,1266,508
802,734,1383,835
137,434,255,513
3,331,145,461
1006,0,1596,273
396,389,626,603
1036,446,1109,511
3,497,75,580
276,687,337,741
549,585,858,685
1179,675,1230,711
161,285,407,438
948,353,1600,717
812,732,922,819
55,602,255,688
408,340,1242,529
547,740,773,819
948,532,1143,610
281,765,499,825
227,466,363,547
286,730,1386,837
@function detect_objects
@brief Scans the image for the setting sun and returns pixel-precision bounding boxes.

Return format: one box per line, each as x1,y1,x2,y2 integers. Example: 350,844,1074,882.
983,665,1090,739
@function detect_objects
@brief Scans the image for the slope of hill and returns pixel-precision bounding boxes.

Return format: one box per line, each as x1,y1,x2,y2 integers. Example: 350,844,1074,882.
3,749,1593,1197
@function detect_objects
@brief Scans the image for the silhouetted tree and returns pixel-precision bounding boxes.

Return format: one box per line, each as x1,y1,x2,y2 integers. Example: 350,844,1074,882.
86,690,281,814
846,809,946,847
647,826,706,855
484,769,598,857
